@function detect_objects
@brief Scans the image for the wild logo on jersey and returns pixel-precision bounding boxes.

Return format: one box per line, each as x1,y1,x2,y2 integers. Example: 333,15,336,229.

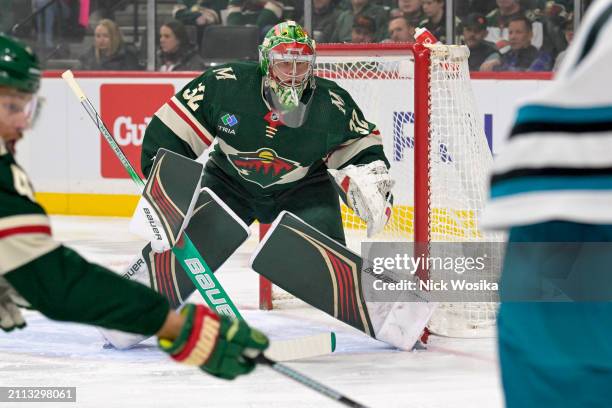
228,148,301,188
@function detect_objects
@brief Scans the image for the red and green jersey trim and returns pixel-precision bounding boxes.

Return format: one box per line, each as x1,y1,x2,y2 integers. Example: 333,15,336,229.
153,95,216,158
0,214,60,275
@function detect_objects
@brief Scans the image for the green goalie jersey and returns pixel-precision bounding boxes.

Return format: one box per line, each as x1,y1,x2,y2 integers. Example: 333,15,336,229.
141,61,389,193
0,142,168,334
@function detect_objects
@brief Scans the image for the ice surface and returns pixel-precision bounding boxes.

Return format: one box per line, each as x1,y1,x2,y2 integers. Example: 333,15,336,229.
0,216,503,408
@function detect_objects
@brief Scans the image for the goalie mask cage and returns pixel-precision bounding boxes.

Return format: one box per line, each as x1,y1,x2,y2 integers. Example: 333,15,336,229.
259,43,502,338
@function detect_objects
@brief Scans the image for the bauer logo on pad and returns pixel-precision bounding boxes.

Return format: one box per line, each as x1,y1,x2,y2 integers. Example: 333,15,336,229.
100,84,175,179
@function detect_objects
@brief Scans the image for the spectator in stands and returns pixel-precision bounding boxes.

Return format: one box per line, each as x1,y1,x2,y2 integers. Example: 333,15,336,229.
226,0,284,34
93,0,118,20
419,0,459,43
387,15,415,42
540,1,571,57
485,0,545,50
485,15,552,71
299,0,340,43
553,16,573,70
455,0,497,19
394,0,424,26
374,0,396,11
33,0,70,50
79,19,141,70
158,21,206,72
173,0,223,46
351,14,376,42
462,13,501,71
330,0,388,42
173,0,222,26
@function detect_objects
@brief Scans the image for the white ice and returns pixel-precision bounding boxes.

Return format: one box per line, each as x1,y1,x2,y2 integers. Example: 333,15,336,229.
0,216,504,408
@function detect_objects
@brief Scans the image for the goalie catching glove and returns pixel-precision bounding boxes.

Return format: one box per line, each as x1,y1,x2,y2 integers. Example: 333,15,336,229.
158,304,269,380
328,160,394,238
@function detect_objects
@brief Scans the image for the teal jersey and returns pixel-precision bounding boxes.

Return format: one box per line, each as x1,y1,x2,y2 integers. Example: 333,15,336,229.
142,61,389,197
0,143,168,335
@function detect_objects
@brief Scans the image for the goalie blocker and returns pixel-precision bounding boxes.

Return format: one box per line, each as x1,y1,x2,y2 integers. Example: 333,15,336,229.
250,211,435,350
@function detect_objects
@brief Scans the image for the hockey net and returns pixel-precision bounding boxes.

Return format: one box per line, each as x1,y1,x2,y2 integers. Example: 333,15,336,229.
259,43,502,338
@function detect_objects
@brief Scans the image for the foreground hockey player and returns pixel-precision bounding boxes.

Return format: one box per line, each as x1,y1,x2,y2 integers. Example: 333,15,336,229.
482,0,612,405
0,34,268,380
142,20,393,245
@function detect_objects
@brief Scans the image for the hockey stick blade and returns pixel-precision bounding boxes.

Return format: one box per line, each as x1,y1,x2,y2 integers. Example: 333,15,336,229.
253,354,370,408
265,332,336,362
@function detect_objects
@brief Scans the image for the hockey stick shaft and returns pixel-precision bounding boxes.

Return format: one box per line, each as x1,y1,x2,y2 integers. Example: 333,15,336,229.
61,70,242,320
254,354,369,408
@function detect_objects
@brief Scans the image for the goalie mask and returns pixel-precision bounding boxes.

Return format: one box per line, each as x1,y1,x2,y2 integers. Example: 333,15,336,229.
259,21,316,127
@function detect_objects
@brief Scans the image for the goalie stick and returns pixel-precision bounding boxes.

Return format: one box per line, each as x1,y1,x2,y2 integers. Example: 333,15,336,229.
62,70,335,362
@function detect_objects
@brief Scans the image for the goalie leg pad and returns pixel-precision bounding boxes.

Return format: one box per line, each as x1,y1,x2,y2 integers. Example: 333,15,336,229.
129,148,203,253
250,211,432,350
144,187,251,307
100,188,251,349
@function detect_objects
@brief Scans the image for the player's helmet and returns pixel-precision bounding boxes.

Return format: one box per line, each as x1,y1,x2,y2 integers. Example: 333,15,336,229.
0,34,41,94
259,21,316,109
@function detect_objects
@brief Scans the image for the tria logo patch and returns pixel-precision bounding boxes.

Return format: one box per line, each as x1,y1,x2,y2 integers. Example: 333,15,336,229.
228,148,300,188
222,113,238,127
217,113,239,135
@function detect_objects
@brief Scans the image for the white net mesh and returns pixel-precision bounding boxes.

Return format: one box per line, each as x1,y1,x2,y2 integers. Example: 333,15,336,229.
266,44,502,337
424,45,503,337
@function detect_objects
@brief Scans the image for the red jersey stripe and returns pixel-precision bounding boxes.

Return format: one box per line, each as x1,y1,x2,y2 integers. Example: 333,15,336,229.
0,225,52,239
167,99,213,146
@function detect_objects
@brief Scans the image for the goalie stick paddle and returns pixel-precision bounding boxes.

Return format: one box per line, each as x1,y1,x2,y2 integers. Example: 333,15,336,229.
264,332,336,362
61,70,336,361
61,70,241,320
252,354,370,408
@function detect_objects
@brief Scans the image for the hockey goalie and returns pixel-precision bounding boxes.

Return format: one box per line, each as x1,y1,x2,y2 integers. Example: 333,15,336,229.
107,20,435,351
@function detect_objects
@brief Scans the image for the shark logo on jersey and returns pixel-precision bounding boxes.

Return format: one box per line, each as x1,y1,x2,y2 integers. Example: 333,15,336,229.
227,148,302,188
